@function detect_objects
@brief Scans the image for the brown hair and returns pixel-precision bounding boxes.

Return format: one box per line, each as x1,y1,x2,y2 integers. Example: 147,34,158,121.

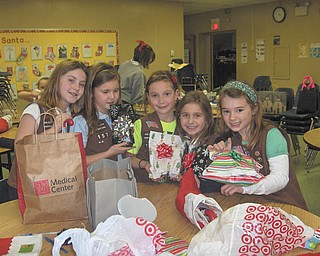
82,62,120,135
177,91,216,145
133,41,155,68
38,59,88,114
218,81,264,150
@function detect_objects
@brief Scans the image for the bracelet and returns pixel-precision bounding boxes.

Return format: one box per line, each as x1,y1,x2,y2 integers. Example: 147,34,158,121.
138,159,145,169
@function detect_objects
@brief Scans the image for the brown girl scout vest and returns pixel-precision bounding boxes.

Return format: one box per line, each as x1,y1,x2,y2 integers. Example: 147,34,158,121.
135,111,178,182
85,119,117,161
231,125,308,210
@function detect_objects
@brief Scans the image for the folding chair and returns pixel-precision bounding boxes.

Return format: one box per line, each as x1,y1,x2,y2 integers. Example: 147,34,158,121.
253,75,272,91
280,83,319,160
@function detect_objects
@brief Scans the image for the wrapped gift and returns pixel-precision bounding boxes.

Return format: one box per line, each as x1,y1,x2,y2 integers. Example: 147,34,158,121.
149,131,185,181
110,103,136,146
202,149,264,185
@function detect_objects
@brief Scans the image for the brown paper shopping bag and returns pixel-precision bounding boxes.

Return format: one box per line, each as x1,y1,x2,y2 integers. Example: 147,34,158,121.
15,113,88,224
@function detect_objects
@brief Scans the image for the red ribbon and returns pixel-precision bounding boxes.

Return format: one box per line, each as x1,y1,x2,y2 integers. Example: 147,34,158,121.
171,75,178,84
136,40,148,52
156,142,174,159
182,152,196,169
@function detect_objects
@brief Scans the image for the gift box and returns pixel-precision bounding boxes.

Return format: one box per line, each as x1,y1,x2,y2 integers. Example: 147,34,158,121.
110,103,136,146
202,149,264,185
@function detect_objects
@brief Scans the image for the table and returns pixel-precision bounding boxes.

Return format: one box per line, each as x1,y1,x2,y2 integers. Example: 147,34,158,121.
304,128,320,150
1,182,319,255
303,128,320,169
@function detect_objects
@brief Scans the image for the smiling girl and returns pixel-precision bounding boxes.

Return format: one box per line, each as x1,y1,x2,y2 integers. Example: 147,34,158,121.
129,70,180,182
211,80,307,210
70,62,132,166
8,59,88,190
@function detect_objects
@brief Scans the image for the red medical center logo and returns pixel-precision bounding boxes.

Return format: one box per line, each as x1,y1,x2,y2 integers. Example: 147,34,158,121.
34,180,50,195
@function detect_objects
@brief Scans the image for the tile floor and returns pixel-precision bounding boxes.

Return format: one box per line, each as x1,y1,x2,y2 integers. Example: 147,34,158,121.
2,137,319,216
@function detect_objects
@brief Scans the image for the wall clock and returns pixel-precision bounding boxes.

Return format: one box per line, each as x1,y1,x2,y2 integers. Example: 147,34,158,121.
273,6,286,23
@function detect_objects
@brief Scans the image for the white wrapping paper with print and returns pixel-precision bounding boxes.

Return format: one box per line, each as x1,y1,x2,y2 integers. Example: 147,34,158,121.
149,131,184,180
188,203,314,256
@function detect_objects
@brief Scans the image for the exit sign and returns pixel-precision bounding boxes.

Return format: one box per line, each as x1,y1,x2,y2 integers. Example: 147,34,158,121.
211,18,220,31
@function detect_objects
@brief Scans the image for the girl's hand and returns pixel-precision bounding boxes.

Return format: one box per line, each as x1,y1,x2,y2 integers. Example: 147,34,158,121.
47,113,73,133
208,138,232,153
108,142,133,156
221,184,243,196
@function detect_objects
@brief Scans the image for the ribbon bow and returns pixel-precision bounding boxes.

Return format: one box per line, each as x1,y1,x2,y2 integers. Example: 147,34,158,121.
228,149,243,162
227,149,254,168
136,40,148,52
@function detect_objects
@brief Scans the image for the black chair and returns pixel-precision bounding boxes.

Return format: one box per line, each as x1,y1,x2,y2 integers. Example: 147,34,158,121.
253,75,272,91
279,83,319,156
0,178,9,204
262,88,294,125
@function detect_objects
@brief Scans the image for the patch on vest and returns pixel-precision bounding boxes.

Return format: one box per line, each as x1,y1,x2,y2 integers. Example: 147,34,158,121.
146,121,159,129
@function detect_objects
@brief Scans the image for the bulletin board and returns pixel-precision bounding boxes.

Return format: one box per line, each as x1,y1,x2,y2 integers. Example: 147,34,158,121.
0,29,119,92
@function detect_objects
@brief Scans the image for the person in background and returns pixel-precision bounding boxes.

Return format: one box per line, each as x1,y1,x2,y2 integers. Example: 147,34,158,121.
17,76,49,102
70,62,132,166
175,91,222,223
128,70,180,182
210,80,307,210
8,59,88,192
118,40,155,105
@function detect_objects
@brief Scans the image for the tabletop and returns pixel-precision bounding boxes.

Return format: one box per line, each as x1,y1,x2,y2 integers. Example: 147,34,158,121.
304,128,320,150
1,182,319,255
0,126,18,140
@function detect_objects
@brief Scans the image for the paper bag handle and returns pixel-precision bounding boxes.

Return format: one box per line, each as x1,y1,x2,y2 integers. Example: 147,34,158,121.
302,75,315,89
34,107,64,142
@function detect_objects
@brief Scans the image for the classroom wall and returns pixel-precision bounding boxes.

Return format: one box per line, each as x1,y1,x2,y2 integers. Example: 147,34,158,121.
184,0,320,91
0,0,184,118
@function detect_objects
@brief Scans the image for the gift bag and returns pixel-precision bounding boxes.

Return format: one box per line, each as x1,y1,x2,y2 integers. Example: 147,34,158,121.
149,131,185,181
15,113,88,224
296,75,319,114
110,103,137,147
87,157,138,229
188,203,314,256
202,149,264,185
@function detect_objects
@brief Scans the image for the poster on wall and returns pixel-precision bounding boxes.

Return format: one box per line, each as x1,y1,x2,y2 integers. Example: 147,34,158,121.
82,43,92,58
255,39,265,62
0,29,119,91
31,45,43,60
106,43,116,57
298,43,308,58
4,46,16,62
241,42,248,64
310,43,320,59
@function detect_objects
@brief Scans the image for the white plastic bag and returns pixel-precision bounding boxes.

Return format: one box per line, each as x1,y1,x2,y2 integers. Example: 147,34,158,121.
188,203,314,256
184,193,223,229
52,215,171,256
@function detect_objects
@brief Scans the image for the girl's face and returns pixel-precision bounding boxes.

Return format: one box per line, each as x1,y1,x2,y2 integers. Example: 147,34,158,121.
147,80,179,118
93,79,120,114
180,102,206,139
220,95,256,140
59,68,86,110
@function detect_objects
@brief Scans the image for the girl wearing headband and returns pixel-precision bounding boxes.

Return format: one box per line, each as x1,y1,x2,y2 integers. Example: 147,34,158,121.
209,80,307,210
118,40,156,105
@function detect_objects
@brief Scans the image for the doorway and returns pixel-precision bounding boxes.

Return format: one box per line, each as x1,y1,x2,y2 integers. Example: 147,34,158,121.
211,31,236,89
